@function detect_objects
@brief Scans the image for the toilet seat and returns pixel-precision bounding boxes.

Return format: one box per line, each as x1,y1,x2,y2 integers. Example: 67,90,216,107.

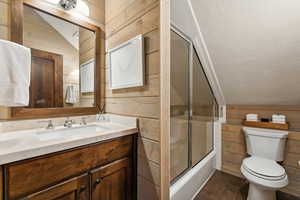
242,156,286,181
241,156,288,189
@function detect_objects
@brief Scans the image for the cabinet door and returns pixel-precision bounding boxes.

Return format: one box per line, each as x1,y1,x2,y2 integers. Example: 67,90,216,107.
23,174,89,200
91,158,132,200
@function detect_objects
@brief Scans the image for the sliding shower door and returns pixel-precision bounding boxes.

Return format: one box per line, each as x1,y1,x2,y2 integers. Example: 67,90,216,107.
170,28,217,183
170,30,190,181
191,48,214,166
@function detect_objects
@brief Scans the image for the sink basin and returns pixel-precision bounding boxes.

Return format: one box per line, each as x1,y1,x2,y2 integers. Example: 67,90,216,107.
35,124,97,141
95,122,125,130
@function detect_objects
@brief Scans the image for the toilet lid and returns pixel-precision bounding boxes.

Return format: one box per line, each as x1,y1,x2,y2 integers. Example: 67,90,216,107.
242,157,286,179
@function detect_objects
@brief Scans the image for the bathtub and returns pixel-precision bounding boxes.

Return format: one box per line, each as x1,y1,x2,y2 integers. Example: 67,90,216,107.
170,150,216,200
170,119,222,200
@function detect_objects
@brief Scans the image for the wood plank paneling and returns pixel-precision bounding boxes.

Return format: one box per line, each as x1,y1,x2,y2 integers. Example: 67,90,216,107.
227,105,300,131
0,166,3,200
138,137,160,164
106,6,160,50
105,0,159,37
139,118,160,142
0,25,9,40
159,0,170,199
105,0,161,199
138,155,160,186
137,176,160,200
105,74,160,98
0,1,9,26
222,123,300,197
105,97,160,119
0,0,10,119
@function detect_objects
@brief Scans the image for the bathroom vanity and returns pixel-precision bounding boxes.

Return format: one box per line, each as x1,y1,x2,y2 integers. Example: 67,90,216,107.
0,0,139,199
0,115,138,200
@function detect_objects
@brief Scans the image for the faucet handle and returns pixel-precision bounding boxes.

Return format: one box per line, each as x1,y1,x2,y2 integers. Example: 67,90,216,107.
38,120,54,129
80,116,88,125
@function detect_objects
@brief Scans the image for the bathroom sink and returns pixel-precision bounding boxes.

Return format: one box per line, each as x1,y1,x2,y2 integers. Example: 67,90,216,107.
35,124,97,141
95,122,125,130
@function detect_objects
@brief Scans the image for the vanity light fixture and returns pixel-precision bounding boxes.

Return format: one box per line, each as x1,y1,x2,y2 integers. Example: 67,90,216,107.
44,0,60,4
59,0,77,10
75,0,90,16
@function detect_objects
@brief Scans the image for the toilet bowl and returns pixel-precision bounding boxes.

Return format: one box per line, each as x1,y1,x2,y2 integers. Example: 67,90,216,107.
242,127,289,200
241,156,288,200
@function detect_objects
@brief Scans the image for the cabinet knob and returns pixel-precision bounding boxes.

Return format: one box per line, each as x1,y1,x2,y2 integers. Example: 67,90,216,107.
80,185,87,191
95,178,101,184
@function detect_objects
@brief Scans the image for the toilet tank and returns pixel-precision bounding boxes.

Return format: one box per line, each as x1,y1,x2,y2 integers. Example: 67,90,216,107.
243,127,288,161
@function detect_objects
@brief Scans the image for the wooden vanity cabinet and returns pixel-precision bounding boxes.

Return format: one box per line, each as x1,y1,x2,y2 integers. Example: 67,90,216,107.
1,135,137,200
91,158,132,200
22,174,90,200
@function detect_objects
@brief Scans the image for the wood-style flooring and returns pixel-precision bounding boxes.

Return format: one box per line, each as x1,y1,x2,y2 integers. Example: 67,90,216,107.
194,170,300,200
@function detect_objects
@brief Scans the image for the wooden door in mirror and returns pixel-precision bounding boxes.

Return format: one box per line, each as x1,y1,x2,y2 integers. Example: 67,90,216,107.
10,0,104,119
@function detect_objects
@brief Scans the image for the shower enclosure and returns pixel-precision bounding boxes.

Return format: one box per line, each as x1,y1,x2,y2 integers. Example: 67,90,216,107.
170,27,218,183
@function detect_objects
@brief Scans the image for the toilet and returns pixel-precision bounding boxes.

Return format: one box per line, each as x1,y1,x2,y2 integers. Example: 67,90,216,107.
241,127,289,200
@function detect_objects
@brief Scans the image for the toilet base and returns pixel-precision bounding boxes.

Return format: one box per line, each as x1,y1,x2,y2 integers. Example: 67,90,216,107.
247,183,276,200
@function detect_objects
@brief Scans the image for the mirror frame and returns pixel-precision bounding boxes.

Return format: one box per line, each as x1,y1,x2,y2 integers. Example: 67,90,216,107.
10,0,104,119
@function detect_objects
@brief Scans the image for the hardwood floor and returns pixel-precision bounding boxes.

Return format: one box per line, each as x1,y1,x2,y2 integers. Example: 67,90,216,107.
194,171,300,200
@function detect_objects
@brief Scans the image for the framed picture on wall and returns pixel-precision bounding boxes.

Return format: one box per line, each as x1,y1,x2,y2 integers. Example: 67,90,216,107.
108,34,145,90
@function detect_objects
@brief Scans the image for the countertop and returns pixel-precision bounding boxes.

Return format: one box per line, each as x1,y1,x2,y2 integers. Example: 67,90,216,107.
0,114,138,165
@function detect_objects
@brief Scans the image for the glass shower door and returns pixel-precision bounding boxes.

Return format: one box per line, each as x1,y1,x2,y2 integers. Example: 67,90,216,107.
170,30,190,181
170,27,217,183
191,48,214,166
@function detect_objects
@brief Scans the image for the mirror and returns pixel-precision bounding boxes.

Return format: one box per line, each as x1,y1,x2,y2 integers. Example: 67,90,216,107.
23,5,95,109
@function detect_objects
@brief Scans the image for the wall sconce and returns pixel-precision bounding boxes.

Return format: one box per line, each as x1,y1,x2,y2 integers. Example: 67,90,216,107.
59,0,77,10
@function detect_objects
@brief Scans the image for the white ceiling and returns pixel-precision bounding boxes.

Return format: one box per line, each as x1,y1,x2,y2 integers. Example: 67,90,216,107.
188,0,300,105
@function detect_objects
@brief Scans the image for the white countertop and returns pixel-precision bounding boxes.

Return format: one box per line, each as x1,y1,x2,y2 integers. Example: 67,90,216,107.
0,114,138,165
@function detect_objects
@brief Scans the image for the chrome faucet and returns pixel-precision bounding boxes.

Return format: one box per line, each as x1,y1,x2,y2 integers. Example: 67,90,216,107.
80,116,88,125
64,118,75,128
97,104,106,121
38,120,55,130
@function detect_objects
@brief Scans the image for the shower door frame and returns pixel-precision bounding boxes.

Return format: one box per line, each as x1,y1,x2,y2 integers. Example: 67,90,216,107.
171,24,215,184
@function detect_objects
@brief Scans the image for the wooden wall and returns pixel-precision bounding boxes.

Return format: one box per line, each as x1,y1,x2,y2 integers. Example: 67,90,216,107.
79,28,95,107
222,105,300,197
0,166,2,200
0,0,11,118
227,105,300,131
104,0,161,199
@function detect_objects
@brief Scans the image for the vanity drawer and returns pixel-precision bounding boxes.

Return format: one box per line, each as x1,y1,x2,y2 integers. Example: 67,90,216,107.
4,136,133,200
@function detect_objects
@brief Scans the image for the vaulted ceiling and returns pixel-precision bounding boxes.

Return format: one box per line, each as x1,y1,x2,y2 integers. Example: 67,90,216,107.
187,0,300,105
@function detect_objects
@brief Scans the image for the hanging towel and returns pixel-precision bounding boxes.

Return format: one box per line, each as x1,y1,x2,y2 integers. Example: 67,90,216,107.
0,40,31,106
65,85,77,104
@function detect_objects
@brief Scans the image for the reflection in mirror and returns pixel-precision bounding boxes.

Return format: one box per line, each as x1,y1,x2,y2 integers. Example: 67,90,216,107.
23,5,95,108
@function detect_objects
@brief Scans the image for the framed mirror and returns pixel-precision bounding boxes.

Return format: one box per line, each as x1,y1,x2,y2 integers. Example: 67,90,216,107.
10,0,104,119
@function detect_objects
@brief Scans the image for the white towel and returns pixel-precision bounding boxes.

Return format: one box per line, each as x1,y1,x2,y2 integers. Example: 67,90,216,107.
65,85,77,104
0,40,31,106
